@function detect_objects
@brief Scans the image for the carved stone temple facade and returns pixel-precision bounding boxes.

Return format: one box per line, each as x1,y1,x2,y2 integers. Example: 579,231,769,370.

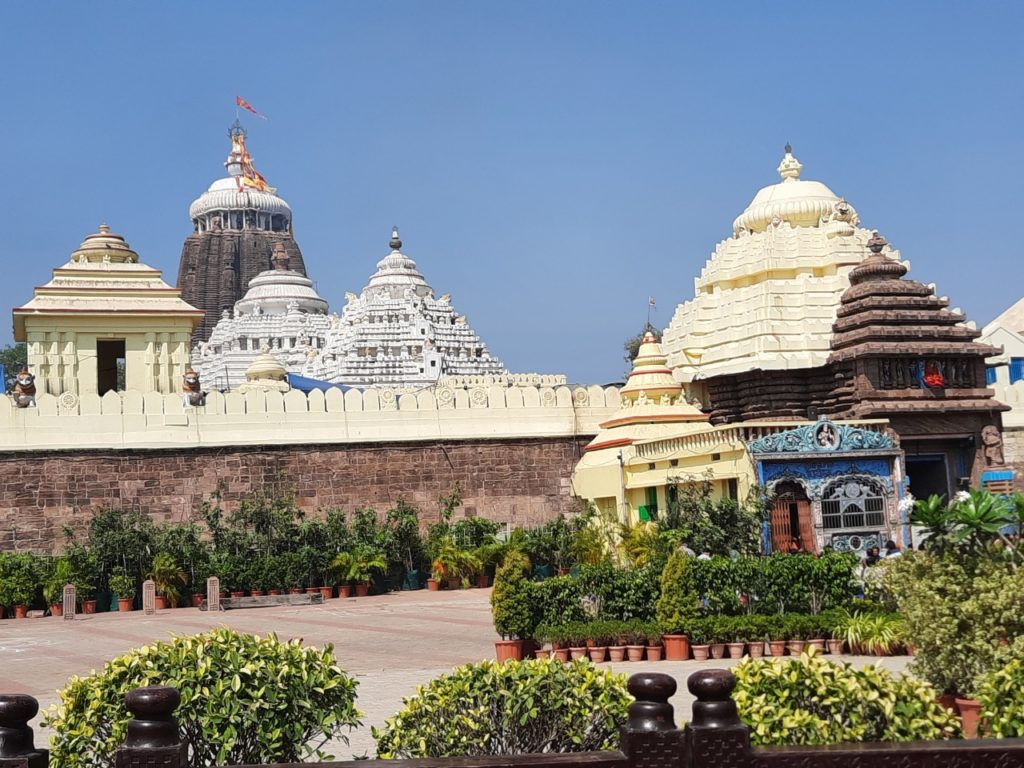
176,122,309,344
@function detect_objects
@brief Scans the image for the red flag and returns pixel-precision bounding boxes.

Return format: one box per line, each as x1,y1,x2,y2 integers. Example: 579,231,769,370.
235,96,267,120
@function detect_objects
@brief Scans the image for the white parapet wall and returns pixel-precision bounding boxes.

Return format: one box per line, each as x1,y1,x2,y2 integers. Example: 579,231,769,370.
0,384,621,451
992,381,1024,429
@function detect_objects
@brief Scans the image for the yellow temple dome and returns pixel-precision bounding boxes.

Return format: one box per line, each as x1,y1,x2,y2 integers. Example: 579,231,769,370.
619,331,683,405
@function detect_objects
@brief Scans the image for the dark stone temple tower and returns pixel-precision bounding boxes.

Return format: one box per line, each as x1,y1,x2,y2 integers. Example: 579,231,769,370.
176,122,308,342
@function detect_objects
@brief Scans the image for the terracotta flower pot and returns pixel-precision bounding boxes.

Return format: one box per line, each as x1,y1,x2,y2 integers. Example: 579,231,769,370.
191,594,204,607
446,577,460,590
827,639,844,655
727,642,746,659
14,604,29,619
936,693,958,713
50,603,63,617
476,574,490,588
788,640,806,655
808,639,826,653
588,646,608,663
82,599,98,614
691,644,710,661
249,589,265,597
154,596,168,610
305,587,319,594
553,647,570,662
288,587,303,595
118,598,133,613
355,582,370,597
626,645,645,662
268,589,282,596
339,584,353,598
535,648,551,660
662,634,690,661
427,578,440,591
748,641,765,658
230,591,245,598
769,640,786,657
569,646,588,660
319,586,333,600
495,639,524,662
646,645,663,661
710,643,726,659
608,646,627,662
957,698,983,739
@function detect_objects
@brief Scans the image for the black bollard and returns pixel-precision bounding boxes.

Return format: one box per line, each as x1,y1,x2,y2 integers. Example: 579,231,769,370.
684,669,751,768
114,687,186,768
0,694,48,768
621,672,685,768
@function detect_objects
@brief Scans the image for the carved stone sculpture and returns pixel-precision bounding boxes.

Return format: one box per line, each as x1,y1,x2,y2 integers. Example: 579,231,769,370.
182,368,206,407
12,369,36,408
981,425,1005,467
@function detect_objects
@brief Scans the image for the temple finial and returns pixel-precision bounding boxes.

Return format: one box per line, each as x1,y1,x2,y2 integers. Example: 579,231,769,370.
784,142,792,154
777,144,802,182
390,226,402,251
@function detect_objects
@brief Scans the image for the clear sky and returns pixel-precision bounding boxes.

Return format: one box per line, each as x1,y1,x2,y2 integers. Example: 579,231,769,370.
2,2,1021,384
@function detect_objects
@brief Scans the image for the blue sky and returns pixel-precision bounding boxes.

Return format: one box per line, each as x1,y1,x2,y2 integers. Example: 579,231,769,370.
2,2,1022,383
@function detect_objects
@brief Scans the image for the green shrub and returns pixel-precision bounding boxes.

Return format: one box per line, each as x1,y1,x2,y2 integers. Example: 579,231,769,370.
732,652,959,745
491,552,536,640
601,562,661,620
531,575,587,628
978,658,1024,737
655,550,699,631
372,659,631,757
43,628,361,768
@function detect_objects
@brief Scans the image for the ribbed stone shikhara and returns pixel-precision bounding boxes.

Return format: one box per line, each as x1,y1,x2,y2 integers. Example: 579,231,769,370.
303,228,507,387
177,122,308,344
192,243,331,390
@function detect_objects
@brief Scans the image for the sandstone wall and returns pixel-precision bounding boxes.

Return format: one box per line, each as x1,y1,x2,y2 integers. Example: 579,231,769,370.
0,436,591,553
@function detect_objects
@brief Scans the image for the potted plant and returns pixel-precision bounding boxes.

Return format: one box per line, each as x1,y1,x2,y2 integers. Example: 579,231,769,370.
471,541,506,588
689,618,711,661
786,614,809,655
147,552,186,609
807,614,828,653
656,550,698,661
432,540,480,591
587,621,609,663
625,620,646,662
566,622,588,661
608,620,627,662
109,569,136,612
0,553,38,619
746,615,767,658
767,615,787,657
44,557,74,617
491,552,533,661
706,616,727,660
333,547,387,598
644,622,664,661
548,624,570,662
724,616,746,659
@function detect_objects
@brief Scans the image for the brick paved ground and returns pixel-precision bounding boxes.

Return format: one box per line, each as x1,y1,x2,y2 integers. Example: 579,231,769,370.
0,588,912,759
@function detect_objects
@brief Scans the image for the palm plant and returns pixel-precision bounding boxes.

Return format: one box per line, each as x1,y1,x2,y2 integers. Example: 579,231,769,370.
909,494,953,550
949,490,1015,555
431,539,481,588
332,547,387,586
147,552,186,607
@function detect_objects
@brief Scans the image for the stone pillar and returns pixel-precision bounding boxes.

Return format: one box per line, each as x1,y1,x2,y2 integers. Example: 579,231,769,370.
114,687,186,768
62,584,76,621
142,580,156,615
206,577,220,612
0,694,48,768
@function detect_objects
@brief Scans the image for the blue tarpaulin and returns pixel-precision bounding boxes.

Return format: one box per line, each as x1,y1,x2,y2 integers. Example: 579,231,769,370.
286,373,348,393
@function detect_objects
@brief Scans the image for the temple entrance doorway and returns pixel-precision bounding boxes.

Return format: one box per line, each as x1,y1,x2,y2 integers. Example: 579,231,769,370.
97,339,126,395
770,482,815,554
905,454,951,501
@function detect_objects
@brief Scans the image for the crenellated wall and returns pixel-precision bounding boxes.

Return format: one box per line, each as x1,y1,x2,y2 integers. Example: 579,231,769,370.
0,384,620,552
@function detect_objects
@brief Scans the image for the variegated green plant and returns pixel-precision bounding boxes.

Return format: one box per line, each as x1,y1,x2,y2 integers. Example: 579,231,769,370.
372,658,631,758
43,628,360,768
978,658,1024,737
732,651,960,745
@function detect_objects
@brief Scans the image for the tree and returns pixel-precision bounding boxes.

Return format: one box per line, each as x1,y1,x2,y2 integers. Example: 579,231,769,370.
623,323,660,368
0,343,27,391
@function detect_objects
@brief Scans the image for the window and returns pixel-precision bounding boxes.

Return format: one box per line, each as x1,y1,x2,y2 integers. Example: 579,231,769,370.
821,480,885,530
645,486,658,518
97,339,126,395
726,478,738,500
1011,358,1024,384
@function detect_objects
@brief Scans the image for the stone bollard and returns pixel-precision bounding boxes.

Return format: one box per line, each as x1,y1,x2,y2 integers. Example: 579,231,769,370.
114,686,186,768
620,672,684,768
0,694,48,768
684,669,751,768
61,584,75,621
206,576,219,612
142,580,156,615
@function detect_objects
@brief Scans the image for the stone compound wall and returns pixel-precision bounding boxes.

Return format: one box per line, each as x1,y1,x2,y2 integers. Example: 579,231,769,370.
0,436,590,554
0,384,618,552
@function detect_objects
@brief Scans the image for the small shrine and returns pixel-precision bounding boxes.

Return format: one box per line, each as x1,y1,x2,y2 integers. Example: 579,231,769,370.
572,332,749,522
237,347,291,394
13,225,203,397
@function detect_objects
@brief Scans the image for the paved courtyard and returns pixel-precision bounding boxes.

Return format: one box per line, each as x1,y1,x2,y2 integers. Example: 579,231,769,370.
0,588,912,758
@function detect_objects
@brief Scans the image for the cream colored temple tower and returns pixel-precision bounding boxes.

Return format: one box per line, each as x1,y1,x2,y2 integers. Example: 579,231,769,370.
661,146,890,402
13,225,203,397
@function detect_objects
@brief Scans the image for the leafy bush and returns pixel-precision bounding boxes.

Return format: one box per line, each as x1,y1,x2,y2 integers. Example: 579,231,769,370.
491,551,535,639
978,658,1024,737
885,551,1024,695
732,652,959,745
656,550,700,631
531,575,587,629
372,659,631,757
43,628,361,767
